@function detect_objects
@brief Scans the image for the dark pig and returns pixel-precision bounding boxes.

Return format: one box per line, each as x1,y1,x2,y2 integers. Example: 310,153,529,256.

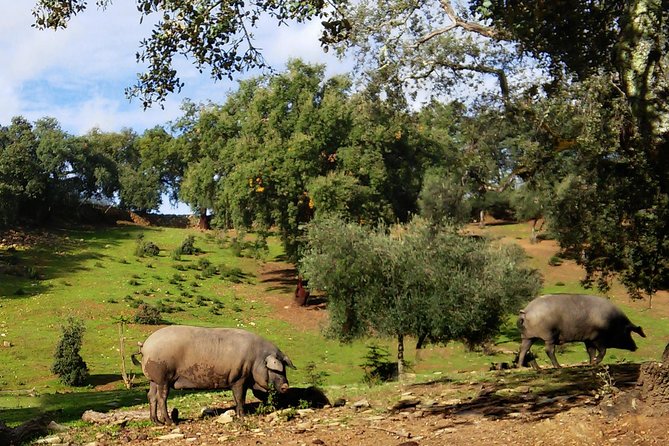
517,294,645,368
132,326,295,424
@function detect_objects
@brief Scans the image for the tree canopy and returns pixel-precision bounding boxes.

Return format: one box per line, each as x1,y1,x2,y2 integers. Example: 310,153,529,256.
301,216,542,372
32,0,345,108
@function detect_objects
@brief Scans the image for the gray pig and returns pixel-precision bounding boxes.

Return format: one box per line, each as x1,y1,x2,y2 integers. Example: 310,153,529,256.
132,325,295,424
517,294,645,368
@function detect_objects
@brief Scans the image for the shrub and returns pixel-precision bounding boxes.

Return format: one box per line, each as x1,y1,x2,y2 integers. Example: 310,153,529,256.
177,235,200,255
51,318,89,386
134,304,163,325
304,361,329,388
360,344,397,386
170,249,182,261
197,258,211,270
134,234,160,257
548,255,563,266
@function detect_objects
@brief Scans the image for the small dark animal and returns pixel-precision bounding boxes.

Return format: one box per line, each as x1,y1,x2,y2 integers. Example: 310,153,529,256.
132,325,295,425
294,276,310,306
517,294,645,368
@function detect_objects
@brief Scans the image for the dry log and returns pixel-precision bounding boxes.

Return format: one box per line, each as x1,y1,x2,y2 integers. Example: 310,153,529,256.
0,414,51,446
81,409,150,425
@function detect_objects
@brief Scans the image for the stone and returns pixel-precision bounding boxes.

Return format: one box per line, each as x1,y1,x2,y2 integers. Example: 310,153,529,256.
47,421,69,432
215,410,236,424
392,396,421,411
352,399,371,409
34,436,63,444
157,433,185,440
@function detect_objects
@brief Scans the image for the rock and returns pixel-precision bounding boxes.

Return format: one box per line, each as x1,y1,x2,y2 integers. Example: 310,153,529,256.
352,399,371,409
312,439,325,445
34,436,63,444
297,408,315,417
47,421,68,432
392,395,421,411
295,422,312,432
215,410,236,424
157,433,185,440
2,341,11,348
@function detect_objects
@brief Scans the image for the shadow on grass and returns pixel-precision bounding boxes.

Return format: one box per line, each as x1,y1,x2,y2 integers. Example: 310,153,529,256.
0,387,148,426
1,226,163,296
420,363,640,421
261,267,297,293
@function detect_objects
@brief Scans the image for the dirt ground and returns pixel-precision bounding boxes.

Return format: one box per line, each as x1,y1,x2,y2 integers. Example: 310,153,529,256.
58,369,669,446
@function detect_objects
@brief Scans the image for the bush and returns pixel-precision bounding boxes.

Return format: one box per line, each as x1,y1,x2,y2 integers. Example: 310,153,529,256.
51,317,89,386
134,235,160,257
548,255,563,266
360,344,397,386
304,361,330,388
134,304,163,325
177,235,201,255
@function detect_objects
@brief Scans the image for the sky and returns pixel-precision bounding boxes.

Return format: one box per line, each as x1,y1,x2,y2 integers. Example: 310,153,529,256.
0,2,351,136
1,3,351,214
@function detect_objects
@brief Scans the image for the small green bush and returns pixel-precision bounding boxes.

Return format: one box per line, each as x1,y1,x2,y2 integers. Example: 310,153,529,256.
170,249,182,261
134,304,163,325
197,258,211,270
177,235,201,255
360,344,397,386
304,361,330,388
51,318,89,386
202,264,218,278
134,235,160,257
548,255,563,266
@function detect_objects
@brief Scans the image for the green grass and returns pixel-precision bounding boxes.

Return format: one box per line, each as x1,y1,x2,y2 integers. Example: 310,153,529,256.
1,222,668,427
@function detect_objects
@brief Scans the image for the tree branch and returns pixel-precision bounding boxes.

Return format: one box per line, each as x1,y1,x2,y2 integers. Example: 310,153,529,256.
440,0,509,41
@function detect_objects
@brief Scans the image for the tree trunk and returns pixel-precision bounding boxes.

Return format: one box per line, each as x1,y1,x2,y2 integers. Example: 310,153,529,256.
415,332,428,350
638,361,669,414
397,334,405,378
197,210,210,230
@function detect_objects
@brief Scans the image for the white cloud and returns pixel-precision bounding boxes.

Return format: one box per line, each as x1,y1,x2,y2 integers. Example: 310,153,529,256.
0,4,351,135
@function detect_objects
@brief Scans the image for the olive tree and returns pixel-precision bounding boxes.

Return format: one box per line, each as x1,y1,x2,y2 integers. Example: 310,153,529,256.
300,216,542,375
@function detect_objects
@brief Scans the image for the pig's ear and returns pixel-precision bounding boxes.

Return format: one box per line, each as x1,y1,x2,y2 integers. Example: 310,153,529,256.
282,355,296,369
265,355,285,372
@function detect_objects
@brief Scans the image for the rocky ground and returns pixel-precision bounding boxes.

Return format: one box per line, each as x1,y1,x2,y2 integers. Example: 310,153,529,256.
30,362,669,446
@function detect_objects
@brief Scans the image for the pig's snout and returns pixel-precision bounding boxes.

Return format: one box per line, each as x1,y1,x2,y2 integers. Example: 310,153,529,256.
278,383,289,393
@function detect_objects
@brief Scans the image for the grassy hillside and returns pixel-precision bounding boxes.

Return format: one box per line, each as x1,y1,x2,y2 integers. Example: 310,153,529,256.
1,222,667,426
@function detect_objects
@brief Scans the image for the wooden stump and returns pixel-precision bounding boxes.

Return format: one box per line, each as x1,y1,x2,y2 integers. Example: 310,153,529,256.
638,362,669,414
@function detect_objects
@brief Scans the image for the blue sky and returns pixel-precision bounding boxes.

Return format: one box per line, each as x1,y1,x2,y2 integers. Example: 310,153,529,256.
1,3,351,214
1,3,350,136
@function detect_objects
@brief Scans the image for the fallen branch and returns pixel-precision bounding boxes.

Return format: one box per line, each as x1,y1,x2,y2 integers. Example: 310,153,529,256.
0,414,51,445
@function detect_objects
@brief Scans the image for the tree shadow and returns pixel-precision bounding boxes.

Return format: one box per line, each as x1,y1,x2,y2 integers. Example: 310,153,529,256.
0,388,148,426
417,363,640,421
0,226,164,301
261,267,298,293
